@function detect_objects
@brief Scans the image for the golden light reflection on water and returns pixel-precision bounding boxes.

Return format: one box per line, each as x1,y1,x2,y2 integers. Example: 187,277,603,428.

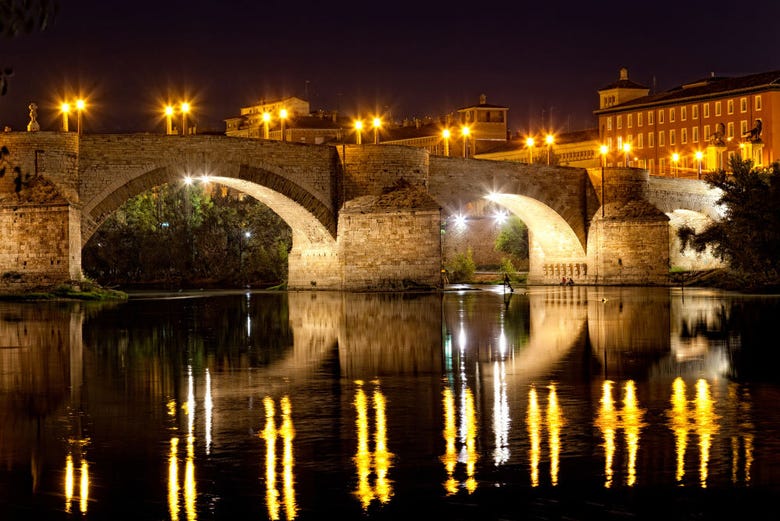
260,395,297,520
547,384,563,486
167,366,198,521
64,442,89,513
441,385,477,494
353,380,393,509
666,378,722,488
694,379,718,488
728,384,753,485
595,380,646,487
527,385,541,487
526,384,564,487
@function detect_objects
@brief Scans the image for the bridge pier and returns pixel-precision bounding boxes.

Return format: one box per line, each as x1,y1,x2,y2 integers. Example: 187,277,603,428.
586,168,670,285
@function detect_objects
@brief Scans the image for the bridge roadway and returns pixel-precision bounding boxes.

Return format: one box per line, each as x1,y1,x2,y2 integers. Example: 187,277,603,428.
0,132,723,291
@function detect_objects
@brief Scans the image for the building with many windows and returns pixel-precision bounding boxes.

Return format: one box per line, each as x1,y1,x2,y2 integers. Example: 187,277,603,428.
595,68,780,176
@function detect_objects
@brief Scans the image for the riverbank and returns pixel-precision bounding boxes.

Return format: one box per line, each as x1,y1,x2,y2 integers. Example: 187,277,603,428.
0,281,128,301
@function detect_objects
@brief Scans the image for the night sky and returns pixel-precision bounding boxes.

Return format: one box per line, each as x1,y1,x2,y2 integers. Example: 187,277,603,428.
2,0,779,136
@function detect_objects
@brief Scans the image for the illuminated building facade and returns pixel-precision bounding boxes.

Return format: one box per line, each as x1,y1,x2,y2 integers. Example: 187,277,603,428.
595,68,780,176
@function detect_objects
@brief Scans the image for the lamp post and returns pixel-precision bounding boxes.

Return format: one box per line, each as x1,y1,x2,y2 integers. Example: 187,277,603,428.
372,117,381,144
164,105,174,135
76,99,85,136
60,102,70,132
526,137,535,164
262,111,270,139
442,128,451,157
279,108,288,142
545,134,554,165
461,125,470,158
671,152,680,177
600,144,608,217
695,150,703,179
354,120,363,144
622,142,631,167
180,102,190,136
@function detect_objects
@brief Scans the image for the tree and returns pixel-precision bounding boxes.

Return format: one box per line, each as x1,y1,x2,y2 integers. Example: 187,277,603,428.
677,156,780,282
1,0,58,95
495,215,529,260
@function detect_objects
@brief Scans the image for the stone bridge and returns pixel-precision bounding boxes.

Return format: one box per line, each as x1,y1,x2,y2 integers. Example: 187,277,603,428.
0,132,723,291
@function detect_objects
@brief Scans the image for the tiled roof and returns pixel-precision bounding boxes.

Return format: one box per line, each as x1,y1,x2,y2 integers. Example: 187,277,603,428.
599,78,648,90
595,70,780,113
456,102,508,110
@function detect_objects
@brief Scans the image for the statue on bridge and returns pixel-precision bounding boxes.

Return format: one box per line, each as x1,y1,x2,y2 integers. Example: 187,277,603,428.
26,102,40,132
742,119,763,143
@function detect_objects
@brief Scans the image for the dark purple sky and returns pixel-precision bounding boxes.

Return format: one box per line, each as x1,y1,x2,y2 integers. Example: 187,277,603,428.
2,0,779,136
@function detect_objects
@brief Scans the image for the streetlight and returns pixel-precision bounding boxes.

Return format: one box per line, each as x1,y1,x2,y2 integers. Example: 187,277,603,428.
372,117,381,144
600,144,608,217
622,142,631,167
164,105,174,135
60,102,70,132
545,134,554,165
461,125,471,158
262,111,271,139
354,120,363,144
442,128,451,157
526,137,535,164
180,102,190,136
279,108,288,141
695,150,703,179
671,152,680,177
76,98,85,135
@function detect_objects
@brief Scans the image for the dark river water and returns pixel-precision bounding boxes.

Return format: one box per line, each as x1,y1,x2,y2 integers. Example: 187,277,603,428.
2,285,780,520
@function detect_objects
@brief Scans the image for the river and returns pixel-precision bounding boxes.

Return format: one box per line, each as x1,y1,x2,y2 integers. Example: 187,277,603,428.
1,285,779,520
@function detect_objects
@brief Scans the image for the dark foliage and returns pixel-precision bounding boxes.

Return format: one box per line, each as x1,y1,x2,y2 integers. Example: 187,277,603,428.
82,183,292,289
677,156,780,283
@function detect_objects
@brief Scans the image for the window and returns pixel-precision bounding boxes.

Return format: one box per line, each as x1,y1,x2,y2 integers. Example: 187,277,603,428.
715,101,721,116
617,115,622,129
740,97,747,112
617,136,623,150
658,109,665,124
727,122,734,138
704,125,710,141
681,106,687,121
670,108,675,122
607,117,612,131
669,130,676,146
649,158,655,172
703,103,710,118
756,95,762,111
648,132,655,148
607,137,613,149
741,120,748,135
681,128,687,144
627,113,633,128
637,133,644,148
693,126,699,143
627,134,633,148
659,130,665,147
692,105,699,119
648,111,654,125
728,99,734,114
638,112,643,127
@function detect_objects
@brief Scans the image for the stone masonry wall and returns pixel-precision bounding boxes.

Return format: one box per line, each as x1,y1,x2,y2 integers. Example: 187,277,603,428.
0,204,80,290
338,144,429,200
338,209,441,290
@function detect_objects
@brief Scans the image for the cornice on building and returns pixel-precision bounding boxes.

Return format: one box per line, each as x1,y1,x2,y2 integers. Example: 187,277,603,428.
594,70,780,115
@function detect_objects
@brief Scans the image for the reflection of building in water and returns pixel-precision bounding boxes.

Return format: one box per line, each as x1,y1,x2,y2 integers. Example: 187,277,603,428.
441,386,478,495
260,395,297,520
594,380,646,487
525,384,564,487
340,294,442,379
353,380,393,509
